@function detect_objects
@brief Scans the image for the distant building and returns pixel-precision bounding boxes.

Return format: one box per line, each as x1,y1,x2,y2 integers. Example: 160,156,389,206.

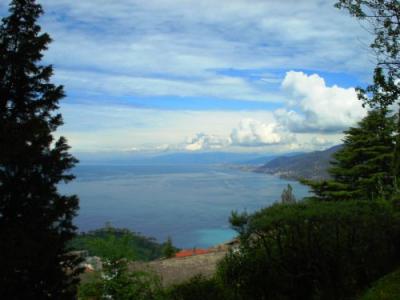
175,249,211,258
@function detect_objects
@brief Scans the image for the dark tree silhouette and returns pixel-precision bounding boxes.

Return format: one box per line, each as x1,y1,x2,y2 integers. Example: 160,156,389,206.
0,0,81,298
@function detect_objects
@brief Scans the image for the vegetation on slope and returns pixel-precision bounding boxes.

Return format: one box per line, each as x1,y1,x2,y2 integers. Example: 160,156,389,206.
69,225,168,261
219,200,400,300
360,268,400,300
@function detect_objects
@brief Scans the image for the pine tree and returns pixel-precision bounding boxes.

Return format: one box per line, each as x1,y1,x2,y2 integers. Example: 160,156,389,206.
305,108,396,201
0,0,80,298
163,236,177,258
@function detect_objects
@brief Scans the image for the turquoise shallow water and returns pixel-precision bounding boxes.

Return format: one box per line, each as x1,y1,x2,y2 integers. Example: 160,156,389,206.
59,164,309,248
195,228,237,246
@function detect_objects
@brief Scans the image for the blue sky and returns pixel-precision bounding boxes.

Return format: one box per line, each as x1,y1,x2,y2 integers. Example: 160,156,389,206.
1,0,376,153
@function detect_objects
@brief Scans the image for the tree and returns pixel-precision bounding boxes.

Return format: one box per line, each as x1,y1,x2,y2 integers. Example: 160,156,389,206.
219,200,400,300
304,108,396,201
336,0,400,77
336,1,400,191
163,236,177,258
79,259,164,300
0,0,80,298
280,184,296,204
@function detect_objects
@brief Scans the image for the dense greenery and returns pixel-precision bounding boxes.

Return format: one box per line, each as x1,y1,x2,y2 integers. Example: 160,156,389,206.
69,225,167,261
218,200,400,300
0,0,80,298
76,226,174,299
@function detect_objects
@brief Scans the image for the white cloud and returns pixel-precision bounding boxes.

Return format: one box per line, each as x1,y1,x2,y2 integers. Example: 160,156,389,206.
277,71,366,132
58,103,276,152
185,133,231,151
30,0,374,103
56,70,368,153
55,70,281,102
230,118,294,146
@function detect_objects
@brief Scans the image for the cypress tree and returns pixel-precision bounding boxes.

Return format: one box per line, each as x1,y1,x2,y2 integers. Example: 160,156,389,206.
0,0,80,298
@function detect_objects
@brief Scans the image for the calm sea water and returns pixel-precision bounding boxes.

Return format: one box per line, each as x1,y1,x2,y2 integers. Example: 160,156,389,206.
59,164,309,248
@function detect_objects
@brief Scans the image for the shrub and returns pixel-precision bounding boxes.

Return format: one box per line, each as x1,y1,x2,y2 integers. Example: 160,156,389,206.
218,200,400,300
166,275,234,300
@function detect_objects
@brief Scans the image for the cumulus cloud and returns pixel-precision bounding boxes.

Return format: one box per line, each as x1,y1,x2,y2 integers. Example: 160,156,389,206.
185,133,231,151
230,118,294,146
277,71,366,132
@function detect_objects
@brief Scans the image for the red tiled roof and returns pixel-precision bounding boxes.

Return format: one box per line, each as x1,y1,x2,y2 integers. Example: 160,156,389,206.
175,249,210,258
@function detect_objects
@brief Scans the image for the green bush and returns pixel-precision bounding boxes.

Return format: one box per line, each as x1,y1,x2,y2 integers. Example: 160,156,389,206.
218,200,400,300
166,275,234,300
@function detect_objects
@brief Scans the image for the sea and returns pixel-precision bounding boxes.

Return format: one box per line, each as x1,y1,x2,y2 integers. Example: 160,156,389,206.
59,164,309,249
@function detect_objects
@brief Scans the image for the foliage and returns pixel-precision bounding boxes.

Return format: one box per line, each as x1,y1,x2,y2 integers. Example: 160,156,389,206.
166,275,234,300
69,225,166,261
0,0,80,298
229,210,249,236
360,268,400,300
163,236,178,258
304,108,396,201
218,200,400,300
280,184,296,203
78,259,164,300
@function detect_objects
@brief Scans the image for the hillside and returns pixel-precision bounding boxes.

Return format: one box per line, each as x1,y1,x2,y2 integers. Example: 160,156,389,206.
256,145,342,181
130,249,227,286
69,226,165,261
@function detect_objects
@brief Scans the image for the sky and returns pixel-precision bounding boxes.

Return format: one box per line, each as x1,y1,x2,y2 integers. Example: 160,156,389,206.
1,0,377,154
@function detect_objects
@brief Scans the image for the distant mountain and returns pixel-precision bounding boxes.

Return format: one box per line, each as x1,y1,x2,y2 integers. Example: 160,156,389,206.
76,151,269,165
256,145,343,181
242,152,305,165
143,152,267,165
